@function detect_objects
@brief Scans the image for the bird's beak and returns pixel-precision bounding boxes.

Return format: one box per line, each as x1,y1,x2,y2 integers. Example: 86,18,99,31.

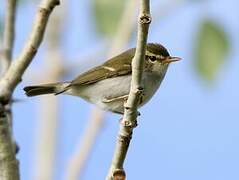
162,56,181,64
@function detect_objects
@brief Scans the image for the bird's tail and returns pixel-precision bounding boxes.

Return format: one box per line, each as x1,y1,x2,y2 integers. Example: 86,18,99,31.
23,82,70,97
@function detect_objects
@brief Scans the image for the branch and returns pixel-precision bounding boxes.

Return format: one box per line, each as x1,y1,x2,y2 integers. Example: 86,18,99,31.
65,1,138,179
0,103,19,180
32,5,65,180
66,108,105,180
0,1,18,180
1,0,17,75
0,0,60,101
0,0,60,180
107,0,151,179
33,51,62,180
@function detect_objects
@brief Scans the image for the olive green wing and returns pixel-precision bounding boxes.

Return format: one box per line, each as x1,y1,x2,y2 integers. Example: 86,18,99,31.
70,48,135,86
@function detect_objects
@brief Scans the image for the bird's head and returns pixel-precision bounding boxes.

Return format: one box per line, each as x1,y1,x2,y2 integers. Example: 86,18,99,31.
145,43,181,74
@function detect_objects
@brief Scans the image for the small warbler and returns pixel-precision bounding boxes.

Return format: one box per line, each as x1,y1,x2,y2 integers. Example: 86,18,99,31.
24,43,181,114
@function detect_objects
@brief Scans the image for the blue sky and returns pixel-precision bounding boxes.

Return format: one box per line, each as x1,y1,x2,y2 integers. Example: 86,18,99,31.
1,0,238,179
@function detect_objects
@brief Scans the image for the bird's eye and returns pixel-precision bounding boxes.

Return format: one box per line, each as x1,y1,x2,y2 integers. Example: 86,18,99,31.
149,56,157,62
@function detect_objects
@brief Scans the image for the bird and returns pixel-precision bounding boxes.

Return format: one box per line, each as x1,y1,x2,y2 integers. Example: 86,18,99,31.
24,43,181,114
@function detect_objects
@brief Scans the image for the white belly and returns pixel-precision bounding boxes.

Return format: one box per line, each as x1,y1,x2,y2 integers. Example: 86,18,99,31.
66,73,164,114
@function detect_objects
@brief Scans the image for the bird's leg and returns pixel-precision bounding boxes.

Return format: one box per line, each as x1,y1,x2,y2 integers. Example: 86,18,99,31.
102,95,128,103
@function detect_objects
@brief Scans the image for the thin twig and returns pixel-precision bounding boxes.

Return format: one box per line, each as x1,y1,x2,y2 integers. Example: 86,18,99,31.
1,0,18,154
107,0,151,179
32,4,65,180
33,91,59,180
32,55,63,180
65,108,105,180
1,0,17,75
1,0,18,136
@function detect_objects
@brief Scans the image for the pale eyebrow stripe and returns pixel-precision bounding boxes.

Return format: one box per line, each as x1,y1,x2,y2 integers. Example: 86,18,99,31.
145,51,163,59
145,51,155,57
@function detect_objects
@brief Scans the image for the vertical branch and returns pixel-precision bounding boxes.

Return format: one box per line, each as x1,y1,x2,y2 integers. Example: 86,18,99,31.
32,3,65,180
65,1,138,179
0,1,18,180
0,105,19,180
1,0,18,152
33,63,62,180
33,93,59,180
0,0,60,180
65,108,104,180
1,0,17,75
107,0,151,179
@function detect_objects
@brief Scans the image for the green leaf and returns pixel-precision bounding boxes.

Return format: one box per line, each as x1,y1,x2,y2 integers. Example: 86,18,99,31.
92,0,126,37
194,20,230,82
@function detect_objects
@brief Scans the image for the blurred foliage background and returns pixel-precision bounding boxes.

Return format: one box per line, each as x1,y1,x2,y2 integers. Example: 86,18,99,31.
0,0,238,180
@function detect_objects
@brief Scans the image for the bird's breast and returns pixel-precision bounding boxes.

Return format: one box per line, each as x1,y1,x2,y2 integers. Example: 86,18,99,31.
66,71,166,113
